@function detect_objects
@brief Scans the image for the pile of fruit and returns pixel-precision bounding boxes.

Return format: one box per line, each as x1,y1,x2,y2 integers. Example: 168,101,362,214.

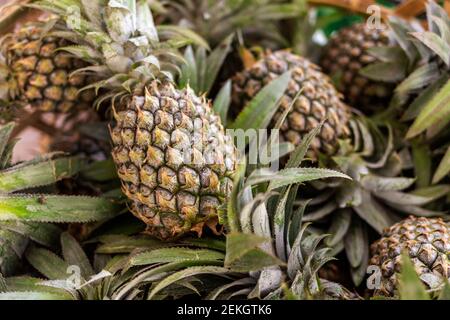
0,0,448,300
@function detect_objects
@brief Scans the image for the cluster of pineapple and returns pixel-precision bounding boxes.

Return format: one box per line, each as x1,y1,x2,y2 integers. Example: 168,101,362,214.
0,0,448,300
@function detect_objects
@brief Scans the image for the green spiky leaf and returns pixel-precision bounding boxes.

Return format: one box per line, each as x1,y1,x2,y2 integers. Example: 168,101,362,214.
0,195,121,223
148,266,230,299
80,158,118,182
285,121,324,168
344,218,366,269
359,62,406,82
213,80,232,125
406,79,450,139
0,157,85,192
410,31,450,67
25,247,70,280
326,209,351,247
245,168,351,191
61,232,94,279
353,190,395,233
438,281,450,300
0,123,14,161
179,46,198,91
432,147,450,184
0,221,61,248
401,75,448,122
203,34,233,93
229,71,291,131
398,253,430,300
225,233,284,272
360,175,415,191
157,25,209,50
130,248,224,266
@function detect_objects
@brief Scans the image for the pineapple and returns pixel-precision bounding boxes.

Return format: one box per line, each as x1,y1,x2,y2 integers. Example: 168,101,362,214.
360,2,450,186
137,124,356,300
321,2,450,115
32,0,238,241
377,2,450,114
298,116,450,286
0,126,357,300
232,50,351,158
298,4,450,284
370,216,449,297
167,125,356,300
112,82,236,240
320,22,394,112
0,23,95,115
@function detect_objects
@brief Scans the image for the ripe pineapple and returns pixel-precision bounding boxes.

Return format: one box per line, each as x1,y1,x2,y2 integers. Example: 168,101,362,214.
320,23,394,112
111,82,236,240
33,0,237,240
370,216,449,297
232,50,351,158
0,23,95,114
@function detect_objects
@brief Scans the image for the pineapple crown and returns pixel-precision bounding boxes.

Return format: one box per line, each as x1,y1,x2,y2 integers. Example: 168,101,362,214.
30,0,208,107
358,2,450,175
212,122,354,300
360,1,450,107
164,0,303,47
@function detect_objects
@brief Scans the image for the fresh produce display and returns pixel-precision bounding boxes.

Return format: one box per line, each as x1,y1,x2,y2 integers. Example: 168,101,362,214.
231,50,351,158
0,0,448,301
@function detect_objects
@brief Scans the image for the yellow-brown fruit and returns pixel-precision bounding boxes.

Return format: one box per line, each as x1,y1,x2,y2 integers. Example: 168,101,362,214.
370,216,450,297
111,82,237,240
232,50,350,158
1,24,95,113
320,23,394,112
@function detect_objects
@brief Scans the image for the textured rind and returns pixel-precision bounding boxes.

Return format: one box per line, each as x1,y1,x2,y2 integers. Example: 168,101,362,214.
370,216,450,296
1,24,95,113
232,50,351,158
111,82,237,241
320,23,393,111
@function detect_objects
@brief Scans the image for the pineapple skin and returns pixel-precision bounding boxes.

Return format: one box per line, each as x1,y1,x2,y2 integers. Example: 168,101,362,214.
232,50,351,158
1,24,95,113
320,23,394,112
370,216,450,297
111,82,236,240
